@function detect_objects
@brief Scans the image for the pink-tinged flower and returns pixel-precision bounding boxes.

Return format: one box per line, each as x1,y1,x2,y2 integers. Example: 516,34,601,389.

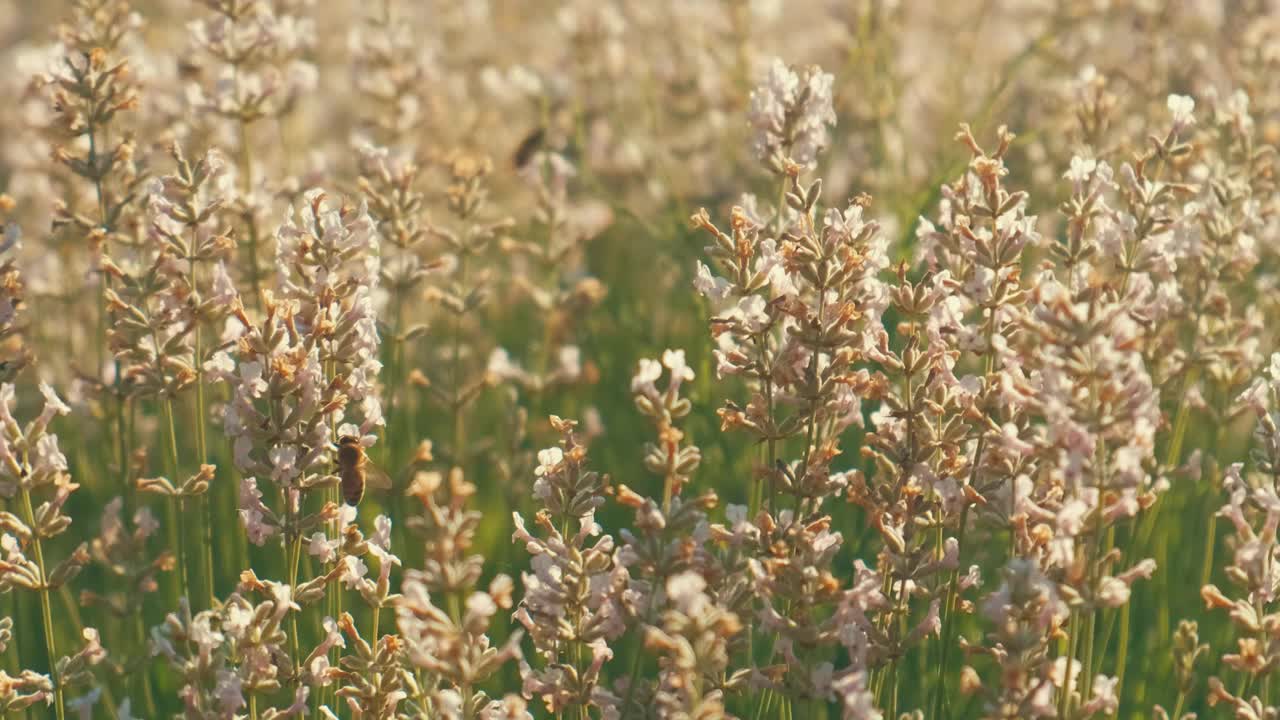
268,446,299,485
661,349,694,387
748,58,836,170
534,447,564,477
340,555,369,589
727,295,770,333
34,383,71,431
1167,94,1196,131
307,532,338,564
190,613,225,656
630,358,662,395
237,361,268,398
487,348,528,384
238,477,277,546
306,617,346,686
214,671,244,714
371,514,393,551
665,571,708,615
133,507,159,539
203,350,236,380
693,261,732,301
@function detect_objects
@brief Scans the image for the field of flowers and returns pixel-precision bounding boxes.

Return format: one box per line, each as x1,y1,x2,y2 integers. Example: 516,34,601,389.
0,0,1277,718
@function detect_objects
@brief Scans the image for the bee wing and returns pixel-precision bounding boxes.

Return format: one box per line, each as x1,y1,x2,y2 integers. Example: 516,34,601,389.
363,459,394,491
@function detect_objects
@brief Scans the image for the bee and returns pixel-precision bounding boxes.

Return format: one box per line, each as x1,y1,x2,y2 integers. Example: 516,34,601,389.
512,126,546,170
336,435,392,506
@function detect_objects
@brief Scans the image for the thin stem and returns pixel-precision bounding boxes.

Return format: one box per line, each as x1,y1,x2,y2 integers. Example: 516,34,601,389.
87,117,130,522
1171,690,1186,720
162,396,191,602
325,355,343,710
1079,410,1111,704
1129,367,1199,561
881,576,909,718
21,485,64,720
191,255,216,608
327,500,342,711
1266,669,1273,710
931,325,998,720
88,117,108,380
1080,609,1098,703
116,394,130,505
382,291,405,466
1164,373,1196,470
5,580,17,677
1111,366,1198,702
1060,611,1079,716
134,612,158,718
774,174,789,239
930,504,969,720
660,470,675,515
55,585,119,719
746,326,779,719
237,118,263,312
619,578,665,720
449,251,470,473
795,247,827,500
1115,599,1131,707
1111,371,1211,705
288,532,302,684
1200,506,1218,589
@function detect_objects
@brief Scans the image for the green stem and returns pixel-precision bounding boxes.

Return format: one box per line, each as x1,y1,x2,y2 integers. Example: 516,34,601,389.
21,485,64,720
134,613,157,718
1171,690,1186,720
162,397,191,603
288,533,302,684
1079,435,1110,705
87,118,132,534
191,256,216,608
1060,611,1080,716
383,292,404,466
775,174,789,239
930,504,969,720
5,584,17,678
1200,509,1218,589
55,586,118,719
931,327,998,720
328,495,342,709
619,579,665,720
325,357,343,710
1080,610,1097,703
1114,599,1131,706
88,118,108,383
1164,374,1196,471
449,252,470,472
115,395,129,505
237,119,262,312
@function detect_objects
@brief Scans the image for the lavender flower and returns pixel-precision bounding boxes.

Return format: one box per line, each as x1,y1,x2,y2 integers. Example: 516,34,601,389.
513,417,627,718
748,58,836,173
